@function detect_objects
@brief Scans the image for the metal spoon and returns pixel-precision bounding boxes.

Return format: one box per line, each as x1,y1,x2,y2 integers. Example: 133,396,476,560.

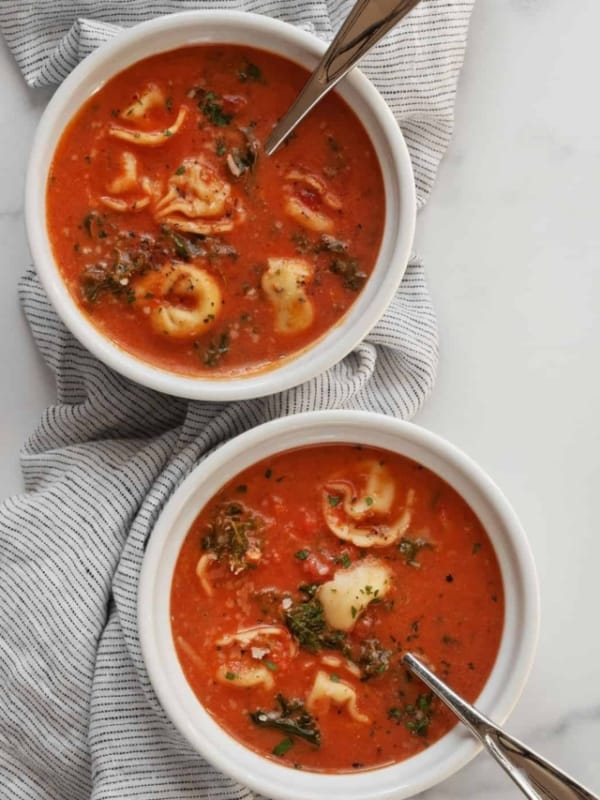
403,652,599,800
264,0,423,156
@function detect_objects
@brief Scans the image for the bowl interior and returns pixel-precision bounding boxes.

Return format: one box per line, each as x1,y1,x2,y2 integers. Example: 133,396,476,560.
26,11,415,400
138,411,539,800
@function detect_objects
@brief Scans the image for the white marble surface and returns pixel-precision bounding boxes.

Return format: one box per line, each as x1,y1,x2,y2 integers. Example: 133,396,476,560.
1,1,599,797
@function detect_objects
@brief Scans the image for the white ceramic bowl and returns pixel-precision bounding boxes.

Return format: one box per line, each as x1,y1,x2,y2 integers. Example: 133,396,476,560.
25,11,416,401
139,410,540,800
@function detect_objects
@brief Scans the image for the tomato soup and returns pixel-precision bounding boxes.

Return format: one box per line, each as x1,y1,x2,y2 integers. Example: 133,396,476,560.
171,445,505,772
46,45,385,376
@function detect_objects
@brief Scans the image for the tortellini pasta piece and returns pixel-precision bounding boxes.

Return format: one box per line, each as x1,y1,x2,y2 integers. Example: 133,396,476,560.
217,624,296,656
330,461,395,519
121,83,166,120
284,169,342,233
261,258,314,334
107,151,139,194
109,106,188,147
323,461,415,548
316,559,391,632
154,158,244,235
134,262,221,338
215,663,275,690
320,653,361,678
99,151,149,213
307,670,369,724
196,553,217,596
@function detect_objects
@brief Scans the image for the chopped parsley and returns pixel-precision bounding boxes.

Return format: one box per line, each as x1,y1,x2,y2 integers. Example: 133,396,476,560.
398,537,433,567
357,638,391,680
201,501,262,574
238,61,263,83
334,552,352,569
388,693,434,737
284,595,347,654
272,737,293,756
327,494,341,508
295,549,310,561
200,91,233,127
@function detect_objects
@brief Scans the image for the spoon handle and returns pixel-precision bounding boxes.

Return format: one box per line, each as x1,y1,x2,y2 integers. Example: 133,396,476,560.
264,0,423,155
403,653,599,800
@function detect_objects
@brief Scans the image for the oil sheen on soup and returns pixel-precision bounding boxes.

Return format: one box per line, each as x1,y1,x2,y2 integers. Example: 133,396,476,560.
46,46,385,376
171,445,505,771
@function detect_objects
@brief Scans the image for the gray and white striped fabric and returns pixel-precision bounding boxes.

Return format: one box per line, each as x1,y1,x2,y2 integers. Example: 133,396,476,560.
0,2,473,798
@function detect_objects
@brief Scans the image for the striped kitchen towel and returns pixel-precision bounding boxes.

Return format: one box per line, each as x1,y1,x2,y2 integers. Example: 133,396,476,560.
0,2,473,799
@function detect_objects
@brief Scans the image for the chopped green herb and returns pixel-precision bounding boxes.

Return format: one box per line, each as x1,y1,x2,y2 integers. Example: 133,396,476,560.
250,694,320,746
202,501,262,574
335,552,352,569
238,61,263,83
472,542,482,554
398,537,433,567
264,659,277,672
272,737,293,757
364,496,374,507
388,694,434,737
165,96,173,112
202,332,230,367
285,596,347,654
160,224,205,262
329,257,367,291
225,671,237,681
327,495,341,508
200,91,233,127
215,137,227,157
330,673,341,683
295,550,310,561
315,234,347,254
357,638,391,680
174,165,186,176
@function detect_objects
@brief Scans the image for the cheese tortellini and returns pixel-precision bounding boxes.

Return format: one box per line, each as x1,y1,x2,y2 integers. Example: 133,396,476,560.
323,461,415,548
307,670,369,724
120,83,166,120
214,625,295,690
317,559,392,632
261,258,314,334
134,262,221,338
215,663,275,690
99,151,151,213
154,158,244,235
109,105,188,147
284,169,342,233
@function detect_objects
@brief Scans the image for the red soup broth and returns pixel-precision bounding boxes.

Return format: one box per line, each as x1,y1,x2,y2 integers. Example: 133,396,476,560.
170,445,505,772
46,45,385,376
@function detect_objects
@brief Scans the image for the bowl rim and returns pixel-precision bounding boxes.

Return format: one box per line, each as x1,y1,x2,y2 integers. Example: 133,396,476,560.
25,10,416,401
138,410,540,800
